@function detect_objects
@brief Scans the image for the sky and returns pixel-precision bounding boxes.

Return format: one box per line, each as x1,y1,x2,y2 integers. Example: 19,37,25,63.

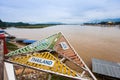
0,0,120,24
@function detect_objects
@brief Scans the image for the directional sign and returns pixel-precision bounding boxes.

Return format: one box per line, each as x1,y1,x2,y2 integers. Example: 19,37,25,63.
6,52,87,80
6,33,61,57
53,33,97,80
54,35,84,67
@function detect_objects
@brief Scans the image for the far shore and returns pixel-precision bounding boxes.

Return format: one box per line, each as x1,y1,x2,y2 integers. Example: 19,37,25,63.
0,24,58,29
14,24,59,28
1,24,120,29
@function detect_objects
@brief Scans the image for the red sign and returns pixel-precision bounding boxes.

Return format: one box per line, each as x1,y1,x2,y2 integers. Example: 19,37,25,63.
0,34,8,54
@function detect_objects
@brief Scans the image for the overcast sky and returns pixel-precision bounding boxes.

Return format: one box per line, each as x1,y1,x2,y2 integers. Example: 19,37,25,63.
0,0,120,23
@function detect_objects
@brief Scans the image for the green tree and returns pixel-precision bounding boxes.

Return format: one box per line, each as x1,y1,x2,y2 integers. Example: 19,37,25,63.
0,19,6,27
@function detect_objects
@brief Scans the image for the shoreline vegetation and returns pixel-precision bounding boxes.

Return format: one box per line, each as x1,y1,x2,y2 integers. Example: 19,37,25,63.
14,24,57,29
6,42,18,51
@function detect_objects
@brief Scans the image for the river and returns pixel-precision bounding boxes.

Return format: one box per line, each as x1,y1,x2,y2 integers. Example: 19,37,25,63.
5,25,120,68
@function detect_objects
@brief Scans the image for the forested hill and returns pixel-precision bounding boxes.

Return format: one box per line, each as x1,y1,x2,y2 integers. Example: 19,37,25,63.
0,19,62,28
0,19,30,27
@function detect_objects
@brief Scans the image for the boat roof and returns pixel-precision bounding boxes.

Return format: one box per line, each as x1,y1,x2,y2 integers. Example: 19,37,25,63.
92,58,120,79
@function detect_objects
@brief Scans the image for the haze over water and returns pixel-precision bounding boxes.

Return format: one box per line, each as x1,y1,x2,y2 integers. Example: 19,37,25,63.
5,25,120,68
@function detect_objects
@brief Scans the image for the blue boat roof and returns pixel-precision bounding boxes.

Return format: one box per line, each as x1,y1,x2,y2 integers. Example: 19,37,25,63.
0,30,5,33
23,40,37,44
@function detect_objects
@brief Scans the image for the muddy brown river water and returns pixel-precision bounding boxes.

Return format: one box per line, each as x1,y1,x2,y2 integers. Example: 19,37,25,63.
5,25,120,68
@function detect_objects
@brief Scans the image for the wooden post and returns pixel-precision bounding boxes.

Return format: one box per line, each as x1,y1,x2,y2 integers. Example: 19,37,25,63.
0,39,4,80
48,74,52,80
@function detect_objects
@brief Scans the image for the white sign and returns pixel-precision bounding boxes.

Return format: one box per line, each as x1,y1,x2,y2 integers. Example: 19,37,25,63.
5,62,16,80
60,42,69,50
28,57,55,67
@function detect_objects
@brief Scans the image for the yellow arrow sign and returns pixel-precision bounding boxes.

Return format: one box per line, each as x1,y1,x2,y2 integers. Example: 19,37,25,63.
6,52,88,80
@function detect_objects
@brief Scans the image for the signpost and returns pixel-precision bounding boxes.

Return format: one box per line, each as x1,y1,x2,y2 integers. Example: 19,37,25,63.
0,39,4,80
0,34,5,80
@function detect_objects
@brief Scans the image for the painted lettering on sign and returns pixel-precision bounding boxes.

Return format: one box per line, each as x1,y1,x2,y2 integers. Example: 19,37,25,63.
28,57,55,67
60,42,69,50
